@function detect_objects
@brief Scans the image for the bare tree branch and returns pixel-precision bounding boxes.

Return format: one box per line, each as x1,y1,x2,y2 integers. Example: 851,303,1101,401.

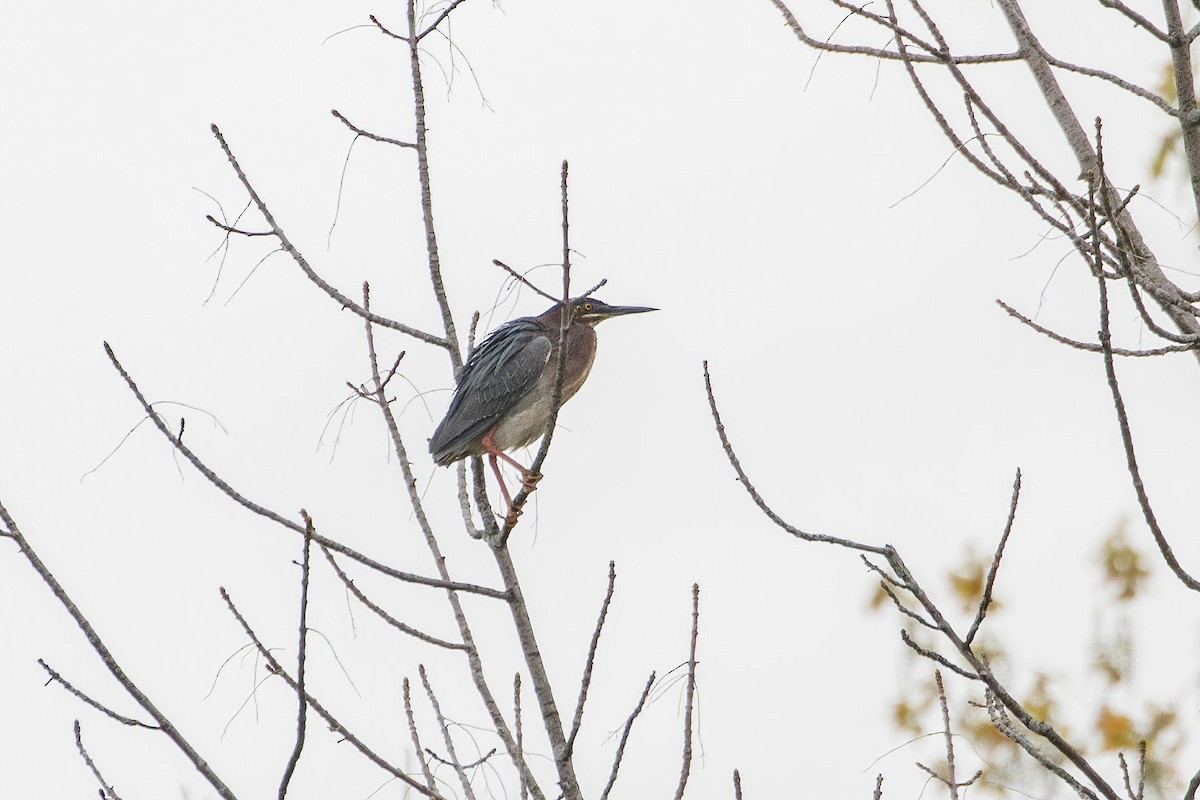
490,545,580,797
331,109,416,148
74,721,123,800
102,342,506,600
219,587,442,798
0,502,238,800
703,361,888,556
209,125,448,349
1096,0,1169,41
899,631,979,681
1095,264,1200,592
359,288,543,799
565,561,618,758
598,672,656,800
984,688,1098,799
419,665,478,800
403,0,464,371
404,678,439,794
321,546,468,650
277,514,314,800
39,660,157,730
673,583,701,800
965,469,1021,646
496,161,576,541
997,300,1199,356
515,675,528,800
418,0,470,41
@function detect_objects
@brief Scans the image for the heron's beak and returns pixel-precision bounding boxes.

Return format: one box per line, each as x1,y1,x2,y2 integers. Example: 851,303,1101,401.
598,304,658,319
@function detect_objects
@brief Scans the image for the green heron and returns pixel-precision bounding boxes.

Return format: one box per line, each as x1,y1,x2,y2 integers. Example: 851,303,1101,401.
430,296,656,517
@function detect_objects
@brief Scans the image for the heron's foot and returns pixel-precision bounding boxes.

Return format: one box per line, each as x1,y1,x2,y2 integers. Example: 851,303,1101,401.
504,507,523,528
520,471,543,490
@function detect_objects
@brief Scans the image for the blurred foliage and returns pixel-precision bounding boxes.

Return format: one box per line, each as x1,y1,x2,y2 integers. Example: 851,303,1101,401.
1100,519,1150,601
1150,62,1181,180
872,520,1187,798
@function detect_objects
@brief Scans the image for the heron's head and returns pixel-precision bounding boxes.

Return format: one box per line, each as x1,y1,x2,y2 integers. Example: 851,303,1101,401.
568,297,658,325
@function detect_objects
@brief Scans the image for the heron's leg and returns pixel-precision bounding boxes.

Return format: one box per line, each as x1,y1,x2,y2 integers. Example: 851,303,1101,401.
481,431,541,487
488,453,516,515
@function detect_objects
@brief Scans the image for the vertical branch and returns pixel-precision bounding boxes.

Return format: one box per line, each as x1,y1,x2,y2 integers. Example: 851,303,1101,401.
491,546,581,798
405,0,463,370
1160,0,1200,222
598,672,656,800
361,285,543,799
673,584,701,800
964,469,1022,646
515,675,528,800
404,678,439,794
278,513,315,799
935,670,960,800
561,160,571,298
74,721,122,800
565,561,618,757
496,161,574,540
1091,130,1200,593
420,665,478,800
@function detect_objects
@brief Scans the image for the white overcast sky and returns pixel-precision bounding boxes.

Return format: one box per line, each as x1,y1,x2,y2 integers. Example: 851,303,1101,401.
3,1,1200,798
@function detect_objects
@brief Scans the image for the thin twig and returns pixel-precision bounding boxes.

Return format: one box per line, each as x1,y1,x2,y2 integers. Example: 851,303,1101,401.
321,546,468,650
899,631,980,681
404,678,439,793
74,721,123,800
1092,163,1200,593
598,672,656,800
204,215,272,236
673,584,701,800
39,660,157,729
369,13,408,41
965,469,1022,646
997,300,1199,356
565,561,618,758
209,125,447,348
420,665,478,800
277,514,314,800
331,109,416,148
703,361,888,556
102,342,505,599
879,580,939,631
418,0,470,40
492,259,562,306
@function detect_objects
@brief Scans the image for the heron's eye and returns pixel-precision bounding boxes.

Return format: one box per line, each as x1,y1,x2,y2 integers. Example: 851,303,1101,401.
584,302,593,311
574,304,582,313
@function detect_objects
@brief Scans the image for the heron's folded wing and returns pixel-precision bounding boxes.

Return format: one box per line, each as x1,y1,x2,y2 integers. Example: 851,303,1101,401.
429,319,552,464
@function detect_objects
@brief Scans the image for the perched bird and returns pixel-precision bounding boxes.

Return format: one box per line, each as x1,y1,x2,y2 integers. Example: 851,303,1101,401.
430,296,656,519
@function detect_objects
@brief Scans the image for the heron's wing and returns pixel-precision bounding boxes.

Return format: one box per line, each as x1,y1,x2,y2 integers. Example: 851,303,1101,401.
429,319,552,465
